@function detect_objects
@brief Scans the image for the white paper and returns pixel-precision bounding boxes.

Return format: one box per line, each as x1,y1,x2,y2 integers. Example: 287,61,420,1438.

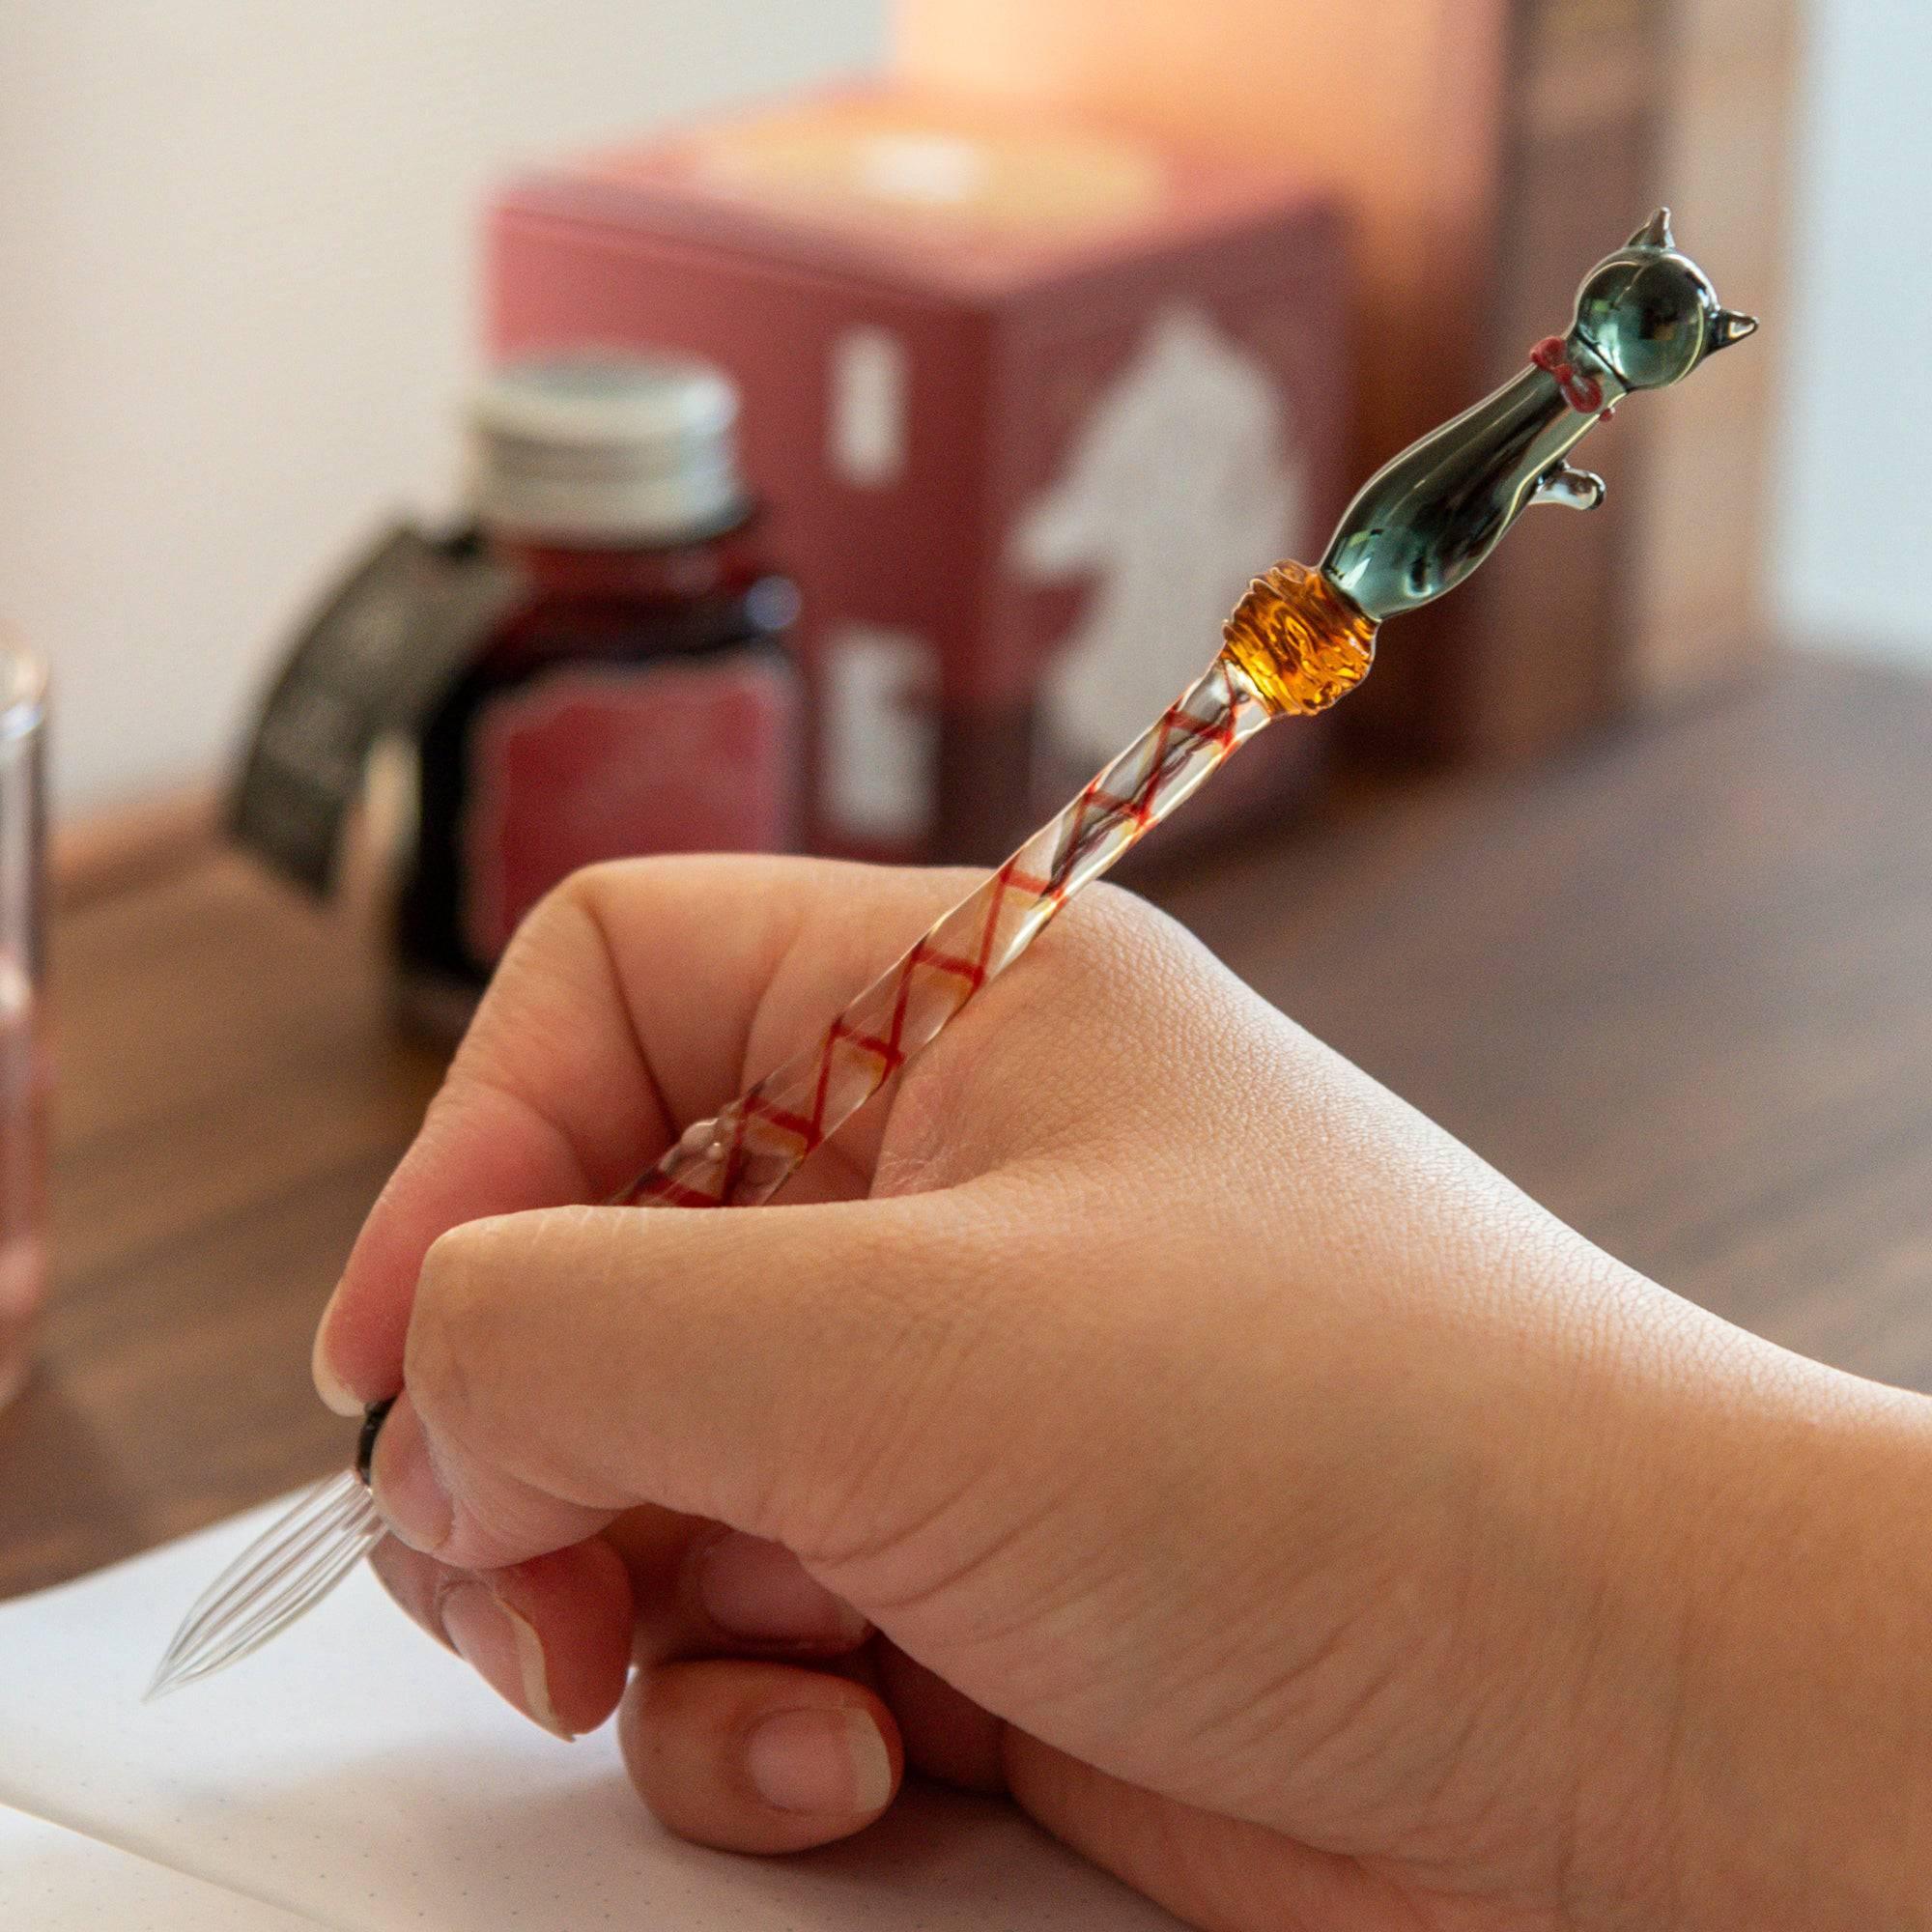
0,1805,321,1927
0,1500,1186,1931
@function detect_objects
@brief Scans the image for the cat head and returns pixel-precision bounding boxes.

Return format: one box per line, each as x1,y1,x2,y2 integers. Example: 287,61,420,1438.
1571,209,1758,391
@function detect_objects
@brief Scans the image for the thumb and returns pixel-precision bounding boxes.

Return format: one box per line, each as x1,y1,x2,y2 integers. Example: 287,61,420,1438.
369,1189,1009,1575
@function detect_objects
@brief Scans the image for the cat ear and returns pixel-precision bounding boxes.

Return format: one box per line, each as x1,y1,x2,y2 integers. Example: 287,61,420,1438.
1628,207,1675,250
1711,310,1760,352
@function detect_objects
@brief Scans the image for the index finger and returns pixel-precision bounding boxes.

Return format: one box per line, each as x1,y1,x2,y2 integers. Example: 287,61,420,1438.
313,854,973,1414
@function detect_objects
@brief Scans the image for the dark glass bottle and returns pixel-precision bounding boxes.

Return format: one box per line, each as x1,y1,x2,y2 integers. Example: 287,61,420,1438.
393,356,802,1041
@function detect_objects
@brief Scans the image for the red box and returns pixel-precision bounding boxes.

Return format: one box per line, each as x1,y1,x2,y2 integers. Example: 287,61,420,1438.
489,83,1350,865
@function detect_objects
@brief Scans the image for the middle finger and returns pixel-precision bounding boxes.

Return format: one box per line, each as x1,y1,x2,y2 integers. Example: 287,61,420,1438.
370,1506,871,1731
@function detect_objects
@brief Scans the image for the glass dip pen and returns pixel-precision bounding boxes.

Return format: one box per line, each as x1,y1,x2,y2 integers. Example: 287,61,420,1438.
152,210,1755,1699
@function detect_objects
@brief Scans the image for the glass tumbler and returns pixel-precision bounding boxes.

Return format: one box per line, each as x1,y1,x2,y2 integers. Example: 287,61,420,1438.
0,639,46,1411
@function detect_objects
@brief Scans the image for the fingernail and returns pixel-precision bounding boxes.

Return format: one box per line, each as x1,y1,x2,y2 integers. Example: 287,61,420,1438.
440,1583,573,1741
369,1397,453,1554
310,1321,363,1418
693,1532,871,1647
744,1707,893,1817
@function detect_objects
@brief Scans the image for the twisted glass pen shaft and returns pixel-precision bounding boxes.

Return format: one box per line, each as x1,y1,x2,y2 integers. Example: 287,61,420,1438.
627,568,1365,1210
152,209,1756,1696
629,655,1274,1208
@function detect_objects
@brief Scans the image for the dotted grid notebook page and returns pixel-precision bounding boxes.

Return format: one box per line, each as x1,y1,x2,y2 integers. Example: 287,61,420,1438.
0,1807,323,1930
0,1496,1190,1932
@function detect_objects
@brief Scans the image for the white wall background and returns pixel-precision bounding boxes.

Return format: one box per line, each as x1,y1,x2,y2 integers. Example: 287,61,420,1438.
1776,0,1932,663
0,0,1923,815
0,1,888,815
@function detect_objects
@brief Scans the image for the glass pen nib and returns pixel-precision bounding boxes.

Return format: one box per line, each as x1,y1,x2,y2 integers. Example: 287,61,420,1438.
146,1470,384,1699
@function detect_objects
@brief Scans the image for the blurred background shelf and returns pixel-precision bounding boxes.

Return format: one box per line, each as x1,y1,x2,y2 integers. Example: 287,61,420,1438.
6,646,1930,1601
2,1,1923,821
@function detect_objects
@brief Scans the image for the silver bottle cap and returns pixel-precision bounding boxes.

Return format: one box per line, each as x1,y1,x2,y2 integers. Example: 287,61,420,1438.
469,354,746,546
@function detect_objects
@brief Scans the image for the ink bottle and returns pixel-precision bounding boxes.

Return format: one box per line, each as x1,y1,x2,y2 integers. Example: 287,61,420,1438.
393,356,802,1040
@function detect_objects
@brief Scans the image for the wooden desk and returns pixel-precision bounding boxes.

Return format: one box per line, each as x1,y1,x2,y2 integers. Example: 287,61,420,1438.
6,654,1930,1601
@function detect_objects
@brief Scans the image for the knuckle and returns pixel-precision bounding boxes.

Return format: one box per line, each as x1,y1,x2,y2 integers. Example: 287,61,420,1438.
488,856,653,989
497,868,585,963
1053,881,1191,981
488,869,604,989
560,851,754,932
553,855,650,914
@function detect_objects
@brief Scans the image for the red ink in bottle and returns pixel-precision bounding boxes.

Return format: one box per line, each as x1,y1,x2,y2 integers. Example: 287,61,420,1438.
394,356,803,1039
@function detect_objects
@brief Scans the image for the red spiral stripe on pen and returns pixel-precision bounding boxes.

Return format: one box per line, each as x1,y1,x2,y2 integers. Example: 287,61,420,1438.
628,657,1267,1209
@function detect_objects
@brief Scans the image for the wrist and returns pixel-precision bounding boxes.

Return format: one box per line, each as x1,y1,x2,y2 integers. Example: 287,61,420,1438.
1593,1321,1932,1928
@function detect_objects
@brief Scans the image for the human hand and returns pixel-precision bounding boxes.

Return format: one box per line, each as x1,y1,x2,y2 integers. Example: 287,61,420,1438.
313,857,1932,1931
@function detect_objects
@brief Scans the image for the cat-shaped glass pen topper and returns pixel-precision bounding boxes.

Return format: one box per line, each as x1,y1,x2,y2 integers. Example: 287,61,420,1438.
1321,207,1758,623
153,210,1756,1700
